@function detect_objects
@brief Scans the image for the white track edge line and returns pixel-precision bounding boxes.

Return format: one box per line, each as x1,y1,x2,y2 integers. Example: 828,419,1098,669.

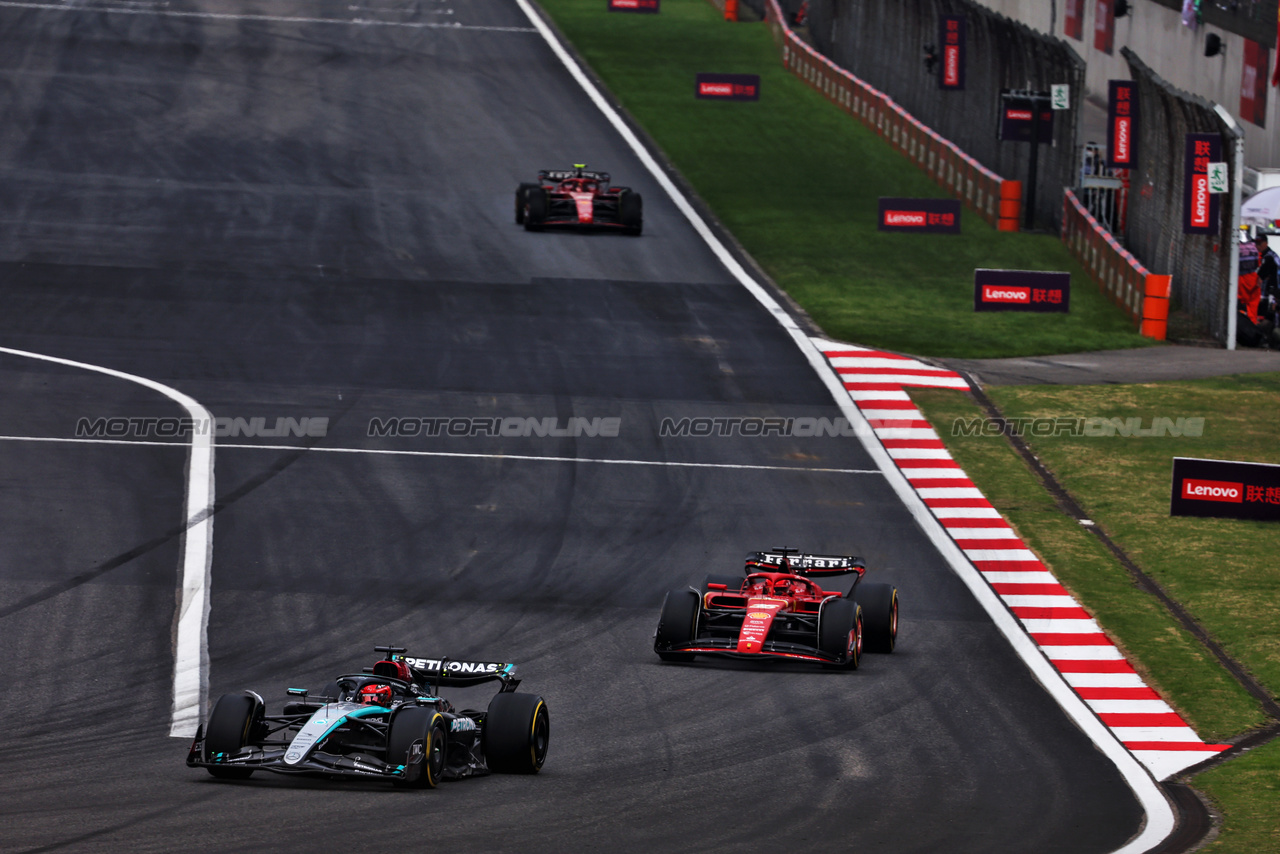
0,435,879,475
0,347,213,739
509,5,1177,851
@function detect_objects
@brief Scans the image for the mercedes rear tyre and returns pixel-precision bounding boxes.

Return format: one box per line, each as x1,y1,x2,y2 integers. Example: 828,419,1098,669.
856,583,898,653
654,588,699,661
620,190,643,235
204,693,261,779
515,182,538,224
524,187,547,231
483,692,549,774
388,706,446,788
818,598,862,670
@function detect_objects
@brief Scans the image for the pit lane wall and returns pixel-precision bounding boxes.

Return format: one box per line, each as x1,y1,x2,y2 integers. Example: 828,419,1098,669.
750,0,1023,231
1062,189,1173,341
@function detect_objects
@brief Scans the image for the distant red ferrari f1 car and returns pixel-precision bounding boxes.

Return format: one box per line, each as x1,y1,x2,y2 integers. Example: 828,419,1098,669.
515,165,642,235
653,549,898,669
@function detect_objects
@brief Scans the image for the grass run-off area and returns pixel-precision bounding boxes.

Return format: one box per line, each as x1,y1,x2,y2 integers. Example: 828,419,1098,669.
538,0,1152,358
536,0,1277,849
913,376,1280,853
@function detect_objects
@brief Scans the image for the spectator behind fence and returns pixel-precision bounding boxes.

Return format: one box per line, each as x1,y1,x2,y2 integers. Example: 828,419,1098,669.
1237,239,1278,349
1256,234,1279,298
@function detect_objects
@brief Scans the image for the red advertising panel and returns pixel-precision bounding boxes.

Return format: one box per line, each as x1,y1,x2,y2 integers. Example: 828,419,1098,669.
695,73,760,101
999,93,1054,143
1106,80,1138,169
608,0,659,11
1064,0,1084,40
1241,40,1269,128
939,15,965,91
1094,0,1114,55
1171,457,1280,521
877,198,962,233
973,269,1070,313
1183,134,1221,235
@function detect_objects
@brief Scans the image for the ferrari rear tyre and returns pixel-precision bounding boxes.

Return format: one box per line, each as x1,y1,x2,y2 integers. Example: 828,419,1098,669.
702,574,742,594
515,183,538,224
620,190,643,235
484,692,549,774
818,598,862,670
654,588,699,661
857,583,898,653
204,693,260,779
388,707,446,788
524,187,547,231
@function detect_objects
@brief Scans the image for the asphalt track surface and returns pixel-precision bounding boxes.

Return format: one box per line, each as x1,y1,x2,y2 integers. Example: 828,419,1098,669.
0,1,1146,851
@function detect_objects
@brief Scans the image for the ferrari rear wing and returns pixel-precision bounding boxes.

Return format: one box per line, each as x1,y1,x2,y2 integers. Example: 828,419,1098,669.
745,549,866,576
540,168,610,183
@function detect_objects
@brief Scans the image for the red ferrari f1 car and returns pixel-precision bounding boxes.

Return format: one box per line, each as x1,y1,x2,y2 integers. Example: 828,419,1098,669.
653,549,898,669
515,165,642,235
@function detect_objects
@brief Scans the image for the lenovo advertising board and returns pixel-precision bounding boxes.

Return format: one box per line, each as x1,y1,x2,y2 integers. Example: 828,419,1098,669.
974,269,1070,312
998,92,1054,144
1241,39,1269,128
608,0,659,11
1171,457,1280,521
1106,80,1138,169
939,15,965,91
1183,134,1221,235
877,198,961,233
1094,0,1115,55
695,73,760,101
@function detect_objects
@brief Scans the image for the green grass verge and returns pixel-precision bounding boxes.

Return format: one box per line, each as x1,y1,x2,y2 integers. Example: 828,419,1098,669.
912,378,1280,853
538,0,1153,358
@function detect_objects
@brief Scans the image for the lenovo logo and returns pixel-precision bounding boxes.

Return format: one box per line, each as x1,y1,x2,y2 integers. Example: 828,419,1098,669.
1006,109,1032,121
1181,478,1243,503
884,210,926,226
981,285,1030,304
943,46,960,87
1190,175,1209,228
699,82,733,97
1113,117,1130,162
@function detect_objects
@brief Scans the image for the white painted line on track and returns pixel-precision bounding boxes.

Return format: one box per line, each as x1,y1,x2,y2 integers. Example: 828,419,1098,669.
0,0,538,31
0,347,214,739
0,435,881,476
511,2,1180,850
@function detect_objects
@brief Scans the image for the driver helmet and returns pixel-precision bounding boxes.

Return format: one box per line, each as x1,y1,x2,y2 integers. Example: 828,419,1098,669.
358,683,393,707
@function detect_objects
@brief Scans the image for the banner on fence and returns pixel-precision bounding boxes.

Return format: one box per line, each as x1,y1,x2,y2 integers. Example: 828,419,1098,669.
939,15,965,90
1183,134,1221,235
608,0,659,11
878,198,961,233
1106,80,1138,169
998,92,1054,143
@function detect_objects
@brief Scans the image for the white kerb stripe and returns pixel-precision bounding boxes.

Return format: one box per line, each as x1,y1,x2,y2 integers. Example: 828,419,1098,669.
1087,700,1175,715
1020,619,1102,633
873,428,942,441
1063,672,1149,688
1040,645,1126,660
929,507,1002,518
886,448,954,459
847,389,912,401
900,467,968,479
983,571,1059,584
964,548,1039,561
915,487,985,499
1111,727,1203,742
949,527,1018,539
1001,595,1079,608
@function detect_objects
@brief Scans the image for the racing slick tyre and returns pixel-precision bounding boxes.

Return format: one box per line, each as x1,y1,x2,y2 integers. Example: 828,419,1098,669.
388,706,446,789
204,692,262,779
654,588,699,662
818,598,863,670
483,692,549,774
620,190,643,235
702,574,742,594
523,187,547,231
515,182,538,224
856,583,898,653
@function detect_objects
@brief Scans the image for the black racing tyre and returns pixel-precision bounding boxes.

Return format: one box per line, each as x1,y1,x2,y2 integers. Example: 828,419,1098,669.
702,574,743,594
515,182,538,224
856,583,898,654
204,693,260,779
654,588,699,662
818,598,862,670
620,190,643,235
524,187,547,231
388,706,446,789
483,692,549,774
